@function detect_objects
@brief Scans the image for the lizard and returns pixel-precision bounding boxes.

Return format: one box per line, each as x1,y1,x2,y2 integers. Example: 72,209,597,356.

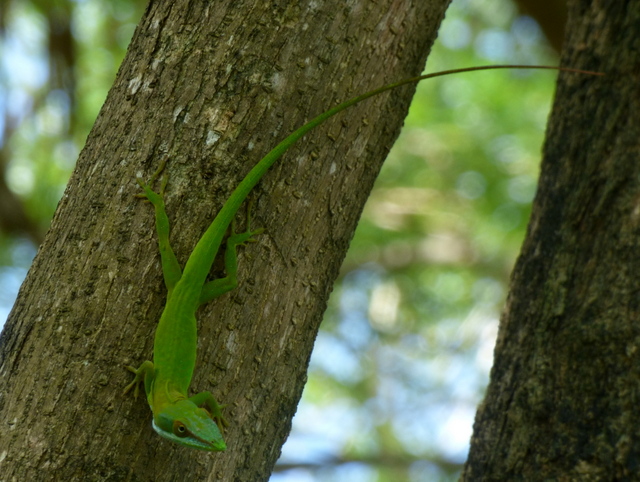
124,64,602,451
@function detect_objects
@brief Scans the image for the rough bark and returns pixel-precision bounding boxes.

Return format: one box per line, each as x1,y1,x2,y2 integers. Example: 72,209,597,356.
0,0,449,480
463,1,640,479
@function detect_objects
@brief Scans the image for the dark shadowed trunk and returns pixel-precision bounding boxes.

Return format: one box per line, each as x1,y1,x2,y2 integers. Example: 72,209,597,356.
463,1,640,479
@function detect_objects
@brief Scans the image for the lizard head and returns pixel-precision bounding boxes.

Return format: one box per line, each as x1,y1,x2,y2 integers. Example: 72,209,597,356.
152,399,226,451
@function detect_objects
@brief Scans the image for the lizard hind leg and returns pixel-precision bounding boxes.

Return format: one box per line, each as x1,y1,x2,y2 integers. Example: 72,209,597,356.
135,157,183,291
136,156,169,198
198,200,263,305
229,197,265,246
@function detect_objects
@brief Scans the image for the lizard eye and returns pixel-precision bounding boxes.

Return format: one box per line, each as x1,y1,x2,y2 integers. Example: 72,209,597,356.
173,421,188,437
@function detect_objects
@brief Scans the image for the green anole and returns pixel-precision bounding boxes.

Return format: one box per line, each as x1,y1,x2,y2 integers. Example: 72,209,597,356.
124,64,602,451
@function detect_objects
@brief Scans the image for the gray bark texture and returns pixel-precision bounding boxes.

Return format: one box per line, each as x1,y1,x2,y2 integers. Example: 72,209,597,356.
0,0,449,480
463,1,640,479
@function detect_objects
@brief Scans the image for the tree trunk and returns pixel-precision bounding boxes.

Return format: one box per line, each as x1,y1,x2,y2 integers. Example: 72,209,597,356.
0,0,449,480
463,1,640,479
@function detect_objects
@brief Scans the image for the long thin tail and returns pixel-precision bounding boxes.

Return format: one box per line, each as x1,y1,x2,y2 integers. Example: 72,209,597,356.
185,64,602,286
219,64,602,227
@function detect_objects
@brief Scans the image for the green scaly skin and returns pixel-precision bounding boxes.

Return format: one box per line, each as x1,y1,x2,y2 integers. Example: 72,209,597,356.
123,65,602,451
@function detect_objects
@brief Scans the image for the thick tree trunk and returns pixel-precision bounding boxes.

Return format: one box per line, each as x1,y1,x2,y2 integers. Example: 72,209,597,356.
463,1,640,479
0,0,449,480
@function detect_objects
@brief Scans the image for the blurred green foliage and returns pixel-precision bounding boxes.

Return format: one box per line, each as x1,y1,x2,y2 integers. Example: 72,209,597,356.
0,0,558,480
282,2,558,480
0,0,143,316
